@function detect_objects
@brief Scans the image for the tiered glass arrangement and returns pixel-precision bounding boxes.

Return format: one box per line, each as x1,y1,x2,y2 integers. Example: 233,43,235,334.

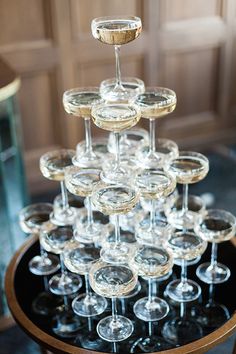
18,14,236,352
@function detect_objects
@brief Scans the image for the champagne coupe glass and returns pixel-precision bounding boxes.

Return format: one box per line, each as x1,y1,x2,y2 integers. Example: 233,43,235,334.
135,168,176,246
19,203,62,316
65,166,108,244
63,87,103,167
91,102,141,183
40,149,76,225
135,87,177,168
166,231,207,302
19,203,60,275
166,194,206,266
162,302,203,346
89,260,138,342
92,181,139,264
130,245,173,321
195,209,236,284
63,242,107,317
41,223,83,337
41,222,82,296
168,151,209,230
91,16,142,102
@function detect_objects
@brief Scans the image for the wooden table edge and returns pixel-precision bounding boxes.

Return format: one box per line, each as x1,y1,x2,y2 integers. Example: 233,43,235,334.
5,235,236,354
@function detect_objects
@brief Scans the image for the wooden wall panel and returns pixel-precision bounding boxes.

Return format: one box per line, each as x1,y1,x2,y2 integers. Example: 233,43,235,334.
162,48,219,118
77,57,144,86
0,0,236,194
18,73,58,151
0,0,48,45
161,0,223,22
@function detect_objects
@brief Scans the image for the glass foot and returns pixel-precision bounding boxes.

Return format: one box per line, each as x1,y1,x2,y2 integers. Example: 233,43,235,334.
31,291,63,316
133,297,169,321
167,209,201,230
100,242,134,264
165,279,201,302
130,336,172,353
136,218,172,246
100,165,134,184
50,208,76,226
196,262,231,284
72,152,102,168
136,148,164,169
162,317,203,345
74,222,108,244
97,315,134,342
52,308,84,338
49,273,82,295
72,293,107,317
28,254,60,276
174,256,201,266
100,77,145,102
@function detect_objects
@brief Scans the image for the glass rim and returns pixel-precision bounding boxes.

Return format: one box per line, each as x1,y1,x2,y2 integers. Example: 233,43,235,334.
19,203,53,218
39,149,75,161
91,15,142,24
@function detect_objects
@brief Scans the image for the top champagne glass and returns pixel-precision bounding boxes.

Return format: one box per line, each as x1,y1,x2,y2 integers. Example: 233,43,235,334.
91,16,142,102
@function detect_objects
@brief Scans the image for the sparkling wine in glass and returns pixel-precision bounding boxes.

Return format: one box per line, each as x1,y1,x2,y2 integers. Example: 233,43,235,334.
130,245,173,321
92,181,139,264
91,16,142,102
195,209,236,284
65,166,108,244
63,242,107,317
135,87,177,168
135,168,176,246
168,151,209,230
63,87,103,167
91,102,141,183
89,260,138,342
39,149,76,225
165,231,207,302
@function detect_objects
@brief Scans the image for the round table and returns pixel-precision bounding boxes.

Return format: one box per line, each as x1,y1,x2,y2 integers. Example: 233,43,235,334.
5,234,236,354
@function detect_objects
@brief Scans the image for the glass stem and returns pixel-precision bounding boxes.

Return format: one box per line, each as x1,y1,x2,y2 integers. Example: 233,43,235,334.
84,117,93,155
210,242,218,270
209,283,214,305
180,302,186,318
60,180,69,211
114,214,121,244
114,45,122,87
181,259,187,287
111,297,118,323
150,199,156,232
182,184,189,214
148,321,153,337
60,253,66,276
39,241,47,258
63,295,69,310
85,273,92,298
148,278,153,304
43,276,49,292
149,118,156,154
114,132,120,171
86,196,94,228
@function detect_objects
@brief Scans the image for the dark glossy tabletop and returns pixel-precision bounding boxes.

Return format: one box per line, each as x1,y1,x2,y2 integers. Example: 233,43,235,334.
5,235,236,354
